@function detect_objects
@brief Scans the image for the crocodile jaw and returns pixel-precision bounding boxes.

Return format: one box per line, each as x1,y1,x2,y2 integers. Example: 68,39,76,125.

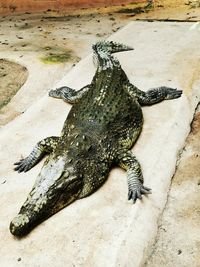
10,156,82,237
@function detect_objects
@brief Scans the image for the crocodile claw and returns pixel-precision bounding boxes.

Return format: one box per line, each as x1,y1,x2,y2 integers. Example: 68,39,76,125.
164,87,182,100
128,185,152,203
14,158,33,173
49,88,60,98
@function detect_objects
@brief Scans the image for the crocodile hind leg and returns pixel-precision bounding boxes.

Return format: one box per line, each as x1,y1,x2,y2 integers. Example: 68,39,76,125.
117,150,151,203
14,136,59,173
125,83,182,105
49,84,90,104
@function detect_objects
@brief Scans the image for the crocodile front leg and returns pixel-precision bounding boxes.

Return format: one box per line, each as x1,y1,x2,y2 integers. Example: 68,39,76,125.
49,84,90,104
14,136,59,173
117,151,151,203
125,83,182,105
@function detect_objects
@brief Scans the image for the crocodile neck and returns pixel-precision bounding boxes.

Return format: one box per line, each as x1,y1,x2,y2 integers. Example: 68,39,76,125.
93,49,120,71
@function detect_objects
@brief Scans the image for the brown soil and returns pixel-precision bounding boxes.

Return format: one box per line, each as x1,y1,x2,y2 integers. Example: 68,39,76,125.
0,0,144,15
0,59,28,111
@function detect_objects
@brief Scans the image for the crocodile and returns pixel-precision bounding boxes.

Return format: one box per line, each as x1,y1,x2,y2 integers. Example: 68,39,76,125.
10,41,182,236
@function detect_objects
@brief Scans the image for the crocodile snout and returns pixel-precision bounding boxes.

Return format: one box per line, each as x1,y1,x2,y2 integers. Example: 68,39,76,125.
10,213,31,237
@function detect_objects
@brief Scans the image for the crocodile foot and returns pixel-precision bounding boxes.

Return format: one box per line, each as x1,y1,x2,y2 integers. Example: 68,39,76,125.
49,86,76,99
14,157,35,173
128,183,152,203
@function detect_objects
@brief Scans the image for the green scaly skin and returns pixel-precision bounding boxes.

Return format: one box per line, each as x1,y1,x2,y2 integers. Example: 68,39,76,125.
10,41,182,237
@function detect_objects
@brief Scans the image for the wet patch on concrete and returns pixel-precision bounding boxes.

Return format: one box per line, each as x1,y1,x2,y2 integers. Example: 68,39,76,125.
40,47,75,64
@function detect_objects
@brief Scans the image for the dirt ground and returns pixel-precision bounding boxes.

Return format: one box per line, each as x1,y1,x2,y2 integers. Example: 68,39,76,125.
0,59,28,110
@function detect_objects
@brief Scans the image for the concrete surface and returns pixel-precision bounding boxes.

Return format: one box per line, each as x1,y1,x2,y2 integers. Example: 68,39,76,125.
0,21,200,267
145,104,200,267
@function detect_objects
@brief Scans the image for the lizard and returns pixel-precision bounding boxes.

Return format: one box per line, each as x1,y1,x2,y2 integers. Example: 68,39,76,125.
10,41,182,236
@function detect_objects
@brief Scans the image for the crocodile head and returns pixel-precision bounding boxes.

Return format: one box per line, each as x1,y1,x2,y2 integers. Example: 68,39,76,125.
10,155,82,237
